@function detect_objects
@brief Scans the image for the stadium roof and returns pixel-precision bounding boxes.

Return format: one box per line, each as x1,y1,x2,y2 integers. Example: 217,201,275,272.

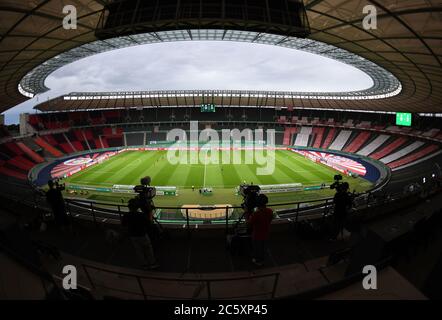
1,1,441,113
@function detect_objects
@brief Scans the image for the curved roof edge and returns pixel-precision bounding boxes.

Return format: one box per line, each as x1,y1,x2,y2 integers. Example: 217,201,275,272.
19,30,402,101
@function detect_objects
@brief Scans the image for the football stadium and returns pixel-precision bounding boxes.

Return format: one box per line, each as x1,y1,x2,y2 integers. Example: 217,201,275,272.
0,0,442,304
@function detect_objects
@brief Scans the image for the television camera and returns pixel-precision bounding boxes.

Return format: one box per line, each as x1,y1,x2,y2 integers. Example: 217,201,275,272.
133,176,156,200
132,177,166,237
330,174,344,191
239,184,261,212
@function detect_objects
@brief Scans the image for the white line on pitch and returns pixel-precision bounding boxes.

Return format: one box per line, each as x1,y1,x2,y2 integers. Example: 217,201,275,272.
203,153,208,188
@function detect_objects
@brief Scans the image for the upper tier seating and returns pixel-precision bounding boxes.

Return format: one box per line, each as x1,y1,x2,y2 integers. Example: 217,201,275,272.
34,136,63,157
16,142,44,163
344,131,371,153
322,127,336,149
370,137,408,160
388,145,440,169
312,127,325,149
283,127,297,146
329,130,352,151
380,141,426,164
357,135,390,156
294,127,312,147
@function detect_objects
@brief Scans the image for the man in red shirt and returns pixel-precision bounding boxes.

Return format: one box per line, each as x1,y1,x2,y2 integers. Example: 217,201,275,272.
248,194,274,266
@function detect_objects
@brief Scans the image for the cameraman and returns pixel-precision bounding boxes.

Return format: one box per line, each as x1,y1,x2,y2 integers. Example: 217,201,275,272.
248,194,274,266
330,182,353,241
122,199,159,270
136,176,155,223
135,176,162,241
46,180,70,231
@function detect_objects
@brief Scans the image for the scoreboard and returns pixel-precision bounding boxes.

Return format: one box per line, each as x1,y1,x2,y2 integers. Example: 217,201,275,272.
201,104,216,113
396,112,412,127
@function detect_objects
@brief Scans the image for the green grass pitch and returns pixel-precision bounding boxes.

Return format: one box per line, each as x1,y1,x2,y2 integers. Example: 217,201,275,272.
63,149,373,208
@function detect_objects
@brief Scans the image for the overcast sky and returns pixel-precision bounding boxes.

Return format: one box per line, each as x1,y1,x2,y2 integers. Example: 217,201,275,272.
2,41,373,124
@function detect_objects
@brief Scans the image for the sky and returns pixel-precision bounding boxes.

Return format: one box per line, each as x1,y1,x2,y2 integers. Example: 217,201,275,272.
2,41,373,125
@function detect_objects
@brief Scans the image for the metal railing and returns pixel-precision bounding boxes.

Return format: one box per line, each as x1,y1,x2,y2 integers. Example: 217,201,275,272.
62,189,411,237
81,264,280,300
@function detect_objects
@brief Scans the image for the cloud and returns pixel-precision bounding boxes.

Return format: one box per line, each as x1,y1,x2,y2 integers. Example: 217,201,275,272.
2,41,373,124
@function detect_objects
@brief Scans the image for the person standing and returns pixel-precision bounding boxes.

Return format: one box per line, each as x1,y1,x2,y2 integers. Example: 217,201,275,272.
330,182,353,241
46,180,71,231
122,199,159,270
248,194,274,266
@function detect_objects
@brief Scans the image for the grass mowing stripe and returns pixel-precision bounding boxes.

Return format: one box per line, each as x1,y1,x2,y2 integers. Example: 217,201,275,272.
185,164,204,188
72,151,141,184
273,156,313,184
277,151,334,183
221,164,242,188
113,151,161,185
276,156,322,183
284,151,334,180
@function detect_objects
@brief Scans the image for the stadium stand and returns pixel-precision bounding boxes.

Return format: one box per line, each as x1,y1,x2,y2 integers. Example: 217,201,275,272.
16,142,44,163
357,134,390,157
388,145,440,169
126,132,145,146
312,127,325,149
329,130,352,151
73,130,89,151
59,133,76,154
423,129,440,138
283,127,297,146
370,137,408,160
356,121,372,129
34,136,63,157
344,131,371,153
380,141,426,164
321,127,336,149
294,127,312,147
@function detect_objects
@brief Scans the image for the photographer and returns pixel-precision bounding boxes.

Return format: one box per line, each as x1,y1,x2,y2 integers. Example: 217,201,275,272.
330,182,353,241
134,176,162,241
135,176,155,222
241,184,261,222
122,199,159,270
248,194,274,266
45,180,71,231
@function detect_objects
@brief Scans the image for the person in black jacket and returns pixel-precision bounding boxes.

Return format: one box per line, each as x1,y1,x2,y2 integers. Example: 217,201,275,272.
46,180,70,230
122,199,159,270
330,182,353,241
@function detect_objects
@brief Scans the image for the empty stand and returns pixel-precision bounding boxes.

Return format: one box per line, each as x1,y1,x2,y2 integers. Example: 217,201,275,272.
16,142,44,163
294,127,312,147
357,135,390,157
312,127,325,149
126,132,145,146
344,131,371,153
0,166,27,180
423,129,440,138
370,137,408,160
283,128,297,146
356,121,372,129
73,130,90,151
380,141,425,164
388,145,440,169
321,127,336,149
34,137,63,157
329,130,352,151
8,156,35,171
